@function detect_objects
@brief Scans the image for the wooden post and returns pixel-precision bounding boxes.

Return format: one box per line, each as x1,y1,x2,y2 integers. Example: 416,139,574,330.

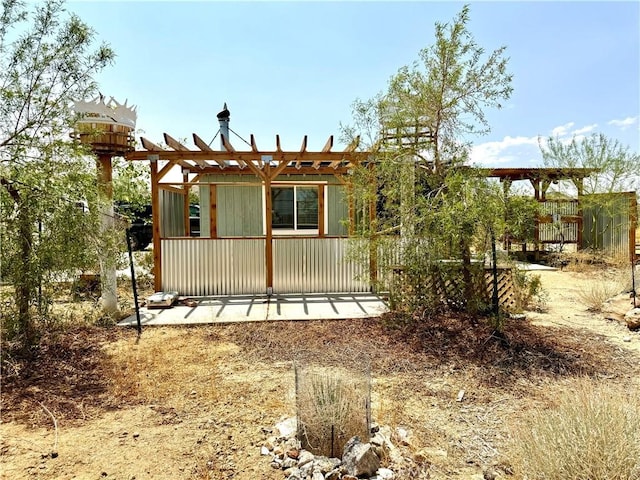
264,158,273,294
209,184,217,239
368,164,377,290
183,170,190,236
318,184,325,237
347,181,355,236
149,155,161,292
530,177,541,260
96,153,117,312
573,177,584,251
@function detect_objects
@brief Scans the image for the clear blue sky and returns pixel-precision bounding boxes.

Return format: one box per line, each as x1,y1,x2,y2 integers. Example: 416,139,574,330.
68,1,640,168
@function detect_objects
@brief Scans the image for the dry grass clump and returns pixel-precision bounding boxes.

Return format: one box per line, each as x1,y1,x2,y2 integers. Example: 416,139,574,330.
510,377,640,480
577,276,626,312
295,365,370,458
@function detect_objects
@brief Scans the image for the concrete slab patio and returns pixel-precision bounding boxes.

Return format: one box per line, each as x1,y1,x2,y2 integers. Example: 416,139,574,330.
117,293,389,327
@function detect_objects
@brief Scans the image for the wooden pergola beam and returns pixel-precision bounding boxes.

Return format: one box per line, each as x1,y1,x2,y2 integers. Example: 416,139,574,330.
250,134,259,153
193,133,227,169
164,133,206,169
295,135,307,169
221,133,247,169
330,135,361,168
322,135,333,153
127,149,362,164
250,134,263,167
141,136,164,151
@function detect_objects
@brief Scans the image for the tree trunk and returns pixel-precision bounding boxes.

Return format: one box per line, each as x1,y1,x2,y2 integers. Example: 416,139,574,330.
1,179,37,347
17,201,37,345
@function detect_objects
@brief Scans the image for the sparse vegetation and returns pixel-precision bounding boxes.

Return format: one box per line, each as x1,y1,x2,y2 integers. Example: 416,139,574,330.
510,377,640,480
577,276,626,312
295,365,370,457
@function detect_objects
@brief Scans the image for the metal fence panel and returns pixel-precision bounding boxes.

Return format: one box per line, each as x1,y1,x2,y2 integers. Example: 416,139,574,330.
273,238,370,293
582,193,633,258
162,239,265,295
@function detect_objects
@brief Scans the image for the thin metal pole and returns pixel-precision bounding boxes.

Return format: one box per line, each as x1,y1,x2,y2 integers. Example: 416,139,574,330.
632,257,637,309
126,228,142,336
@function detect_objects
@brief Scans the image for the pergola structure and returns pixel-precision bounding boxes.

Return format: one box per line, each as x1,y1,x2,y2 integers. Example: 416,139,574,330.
125,129,367,293
483,167,599,200
482,167,599,255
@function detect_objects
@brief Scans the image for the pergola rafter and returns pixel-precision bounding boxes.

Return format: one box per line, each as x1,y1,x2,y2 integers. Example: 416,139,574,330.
127,132,365,179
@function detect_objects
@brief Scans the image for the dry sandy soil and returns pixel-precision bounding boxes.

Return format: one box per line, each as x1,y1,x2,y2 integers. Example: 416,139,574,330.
1,266,639,480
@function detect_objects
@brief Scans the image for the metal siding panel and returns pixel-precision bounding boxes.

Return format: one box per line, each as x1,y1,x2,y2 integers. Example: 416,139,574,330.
273,237,369,294
161,239,265,295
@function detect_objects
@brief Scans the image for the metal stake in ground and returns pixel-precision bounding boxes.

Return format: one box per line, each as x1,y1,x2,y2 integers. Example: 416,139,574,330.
126,228,142,336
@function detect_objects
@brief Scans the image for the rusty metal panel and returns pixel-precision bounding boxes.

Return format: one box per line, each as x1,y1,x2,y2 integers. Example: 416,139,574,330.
161,239,265,295
273,238,369,293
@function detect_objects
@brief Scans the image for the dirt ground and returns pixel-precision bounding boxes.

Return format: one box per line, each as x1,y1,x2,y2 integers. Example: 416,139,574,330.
1,266,639,480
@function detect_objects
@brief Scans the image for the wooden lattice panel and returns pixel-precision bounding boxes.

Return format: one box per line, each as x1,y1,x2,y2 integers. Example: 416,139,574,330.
483,268,518,312
391,265,518,312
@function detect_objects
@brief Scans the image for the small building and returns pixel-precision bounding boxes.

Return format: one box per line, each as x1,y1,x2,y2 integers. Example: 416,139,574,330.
125,106,370,296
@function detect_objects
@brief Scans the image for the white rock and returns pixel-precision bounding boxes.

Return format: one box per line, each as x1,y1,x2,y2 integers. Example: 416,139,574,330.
377,467,395,479
276,417,297,439
260,446,270,456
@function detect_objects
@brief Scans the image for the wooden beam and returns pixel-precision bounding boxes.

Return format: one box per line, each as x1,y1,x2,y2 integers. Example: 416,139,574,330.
126,150,361,164
141,137,164,151
276,135,282,153
250,134,262,167
270,157,291,180
193,133,227,169
221,133,236,152
250,134,259,153
265,163,273,293
295,136,307,169
322,135,333,152
241,156,267,180
318,183,325,237
209,184,217,239
222,133,246,169
165,133,206,169
149,155,161,291
183,170,190,236
157,158,177,182
158,184,186,194
345,135,360,152
163,133,188,151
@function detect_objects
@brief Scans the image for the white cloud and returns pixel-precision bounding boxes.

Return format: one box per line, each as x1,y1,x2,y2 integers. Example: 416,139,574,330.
551,122,575,137
571,124,597,135
470,135,539,166
607,116,638,130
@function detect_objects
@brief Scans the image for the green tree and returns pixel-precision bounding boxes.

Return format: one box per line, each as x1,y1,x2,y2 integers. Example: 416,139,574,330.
343,5,516,315
0,0,115,348
540,133,640,195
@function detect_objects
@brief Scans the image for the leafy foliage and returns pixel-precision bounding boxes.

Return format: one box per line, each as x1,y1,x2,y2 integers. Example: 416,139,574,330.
343,5,527,316
540,133,640,195
0,0,115,348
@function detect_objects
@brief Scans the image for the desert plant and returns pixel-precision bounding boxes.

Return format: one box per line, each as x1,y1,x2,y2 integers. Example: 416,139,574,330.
510,378,640,480
577,277,625,312
512,269,546,312
295,365,370,458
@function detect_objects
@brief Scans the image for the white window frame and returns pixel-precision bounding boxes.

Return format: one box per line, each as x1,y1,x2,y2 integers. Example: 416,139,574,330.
262,182,328,236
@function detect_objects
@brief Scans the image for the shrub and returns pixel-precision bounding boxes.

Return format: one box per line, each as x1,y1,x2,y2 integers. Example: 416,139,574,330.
577,277,625,312
510,378,640,480
295,365,370,458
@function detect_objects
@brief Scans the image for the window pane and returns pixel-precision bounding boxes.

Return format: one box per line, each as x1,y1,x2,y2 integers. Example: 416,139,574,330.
272,187,294,229
296,187,318,229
